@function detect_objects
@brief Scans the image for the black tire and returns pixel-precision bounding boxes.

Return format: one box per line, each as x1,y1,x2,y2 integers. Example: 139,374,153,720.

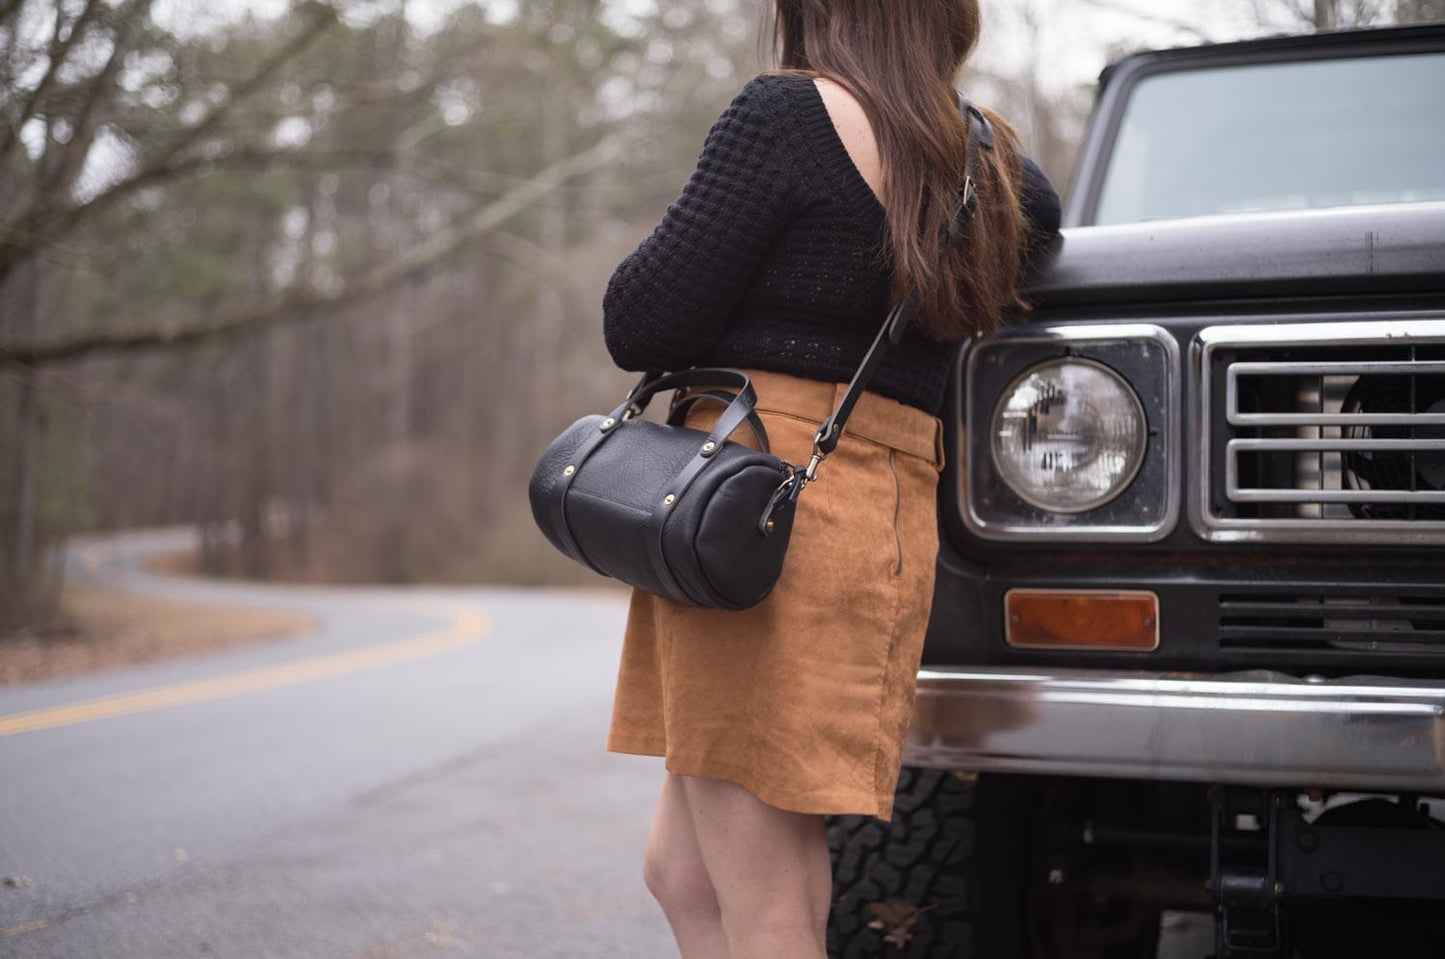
827,769,1165,959
826,766,978,958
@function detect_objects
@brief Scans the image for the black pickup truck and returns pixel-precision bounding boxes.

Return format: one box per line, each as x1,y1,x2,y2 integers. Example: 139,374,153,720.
827,23,1445,959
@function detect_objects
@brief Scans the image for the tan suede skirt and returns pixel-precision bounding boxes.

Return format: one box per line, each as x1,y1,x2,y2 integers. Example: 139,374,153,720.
605,367,944,821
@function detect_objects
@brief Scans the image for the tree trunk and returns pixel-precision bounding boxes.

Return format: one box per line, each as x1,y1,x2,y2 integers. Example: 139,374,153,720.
387,279,413,446
288,182,322,574
4,203,49,622
11,364,38,595
236,210,273,579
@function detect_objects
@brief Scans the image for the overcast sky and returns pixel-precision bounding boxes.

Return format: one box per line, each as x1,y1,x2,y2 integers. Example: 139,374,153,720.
166,0,1292,97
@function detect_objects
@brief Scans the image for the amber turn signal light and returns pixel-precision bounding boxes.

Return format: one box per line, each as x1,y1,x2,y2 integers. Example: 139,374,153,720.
1005,589,1159,650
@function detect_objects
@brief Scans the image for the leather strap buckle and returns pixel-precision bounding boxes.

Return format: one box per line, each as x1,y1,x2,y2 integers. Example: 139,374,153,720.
758,468,802,535
802,446,826,486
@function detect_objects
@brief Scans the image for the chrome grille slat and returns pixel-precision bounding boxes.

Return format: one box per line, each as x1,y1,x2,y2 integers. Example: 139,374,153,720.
1226,489,1445,504
1230,360,1445,376
1231,438,1445,451
1195,318,1445,544
1232,413,1445,426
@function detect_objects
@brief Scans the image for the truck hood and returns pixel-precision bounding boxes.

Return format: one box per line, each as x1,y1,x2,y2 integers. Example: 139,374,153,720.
1023,200,1445,308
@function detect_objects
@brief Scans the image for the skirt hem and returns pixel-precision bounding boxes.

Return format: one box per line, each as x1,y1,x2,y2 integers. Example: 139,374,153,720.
604,740,893,821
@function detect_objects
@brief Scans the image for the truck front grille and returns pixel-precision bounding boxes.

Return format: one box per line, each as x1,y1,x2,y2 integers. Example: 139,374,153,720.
1197,320,1445,544
1219,591,1445,668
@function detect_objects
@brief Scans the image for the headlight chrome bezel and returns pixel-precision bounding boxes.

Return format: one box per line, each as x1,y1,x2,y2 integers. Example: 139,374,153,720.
959,324,1180,543
990,356,1150,514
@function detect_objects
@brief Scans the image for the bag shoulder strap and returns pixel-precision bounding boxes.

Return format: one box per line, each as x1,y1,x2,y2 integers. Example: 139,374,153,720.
810,290,916,456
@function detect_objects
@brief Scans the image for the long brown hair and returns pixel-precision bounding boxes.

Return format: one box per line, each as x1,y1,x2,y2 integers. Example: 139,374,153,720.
762,0,1028,340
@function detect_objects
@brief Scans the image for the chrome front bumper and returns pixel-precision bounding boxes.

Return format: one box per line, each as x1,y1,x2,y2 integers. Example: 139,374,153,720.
905,666,1445,791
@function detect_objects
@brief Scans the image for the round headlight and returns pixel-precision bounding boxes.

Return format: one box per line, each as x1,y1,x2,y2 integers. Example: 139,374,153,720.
991,358,1147,513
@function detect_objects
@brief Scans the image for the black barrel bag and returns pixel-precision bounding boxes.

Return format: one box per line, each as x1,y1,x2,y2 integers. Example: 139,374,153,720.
529,367,804,610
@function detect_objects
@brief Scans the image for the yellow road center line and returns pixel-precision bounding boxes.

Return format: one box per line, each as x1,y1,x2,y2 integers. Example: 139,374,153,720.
0,606,490,738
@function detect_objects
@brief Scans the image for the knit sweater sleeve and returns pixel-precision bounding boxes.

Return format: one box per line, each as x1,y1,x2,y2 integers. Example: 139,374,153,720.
602,75,794,372
1017,152,1062,274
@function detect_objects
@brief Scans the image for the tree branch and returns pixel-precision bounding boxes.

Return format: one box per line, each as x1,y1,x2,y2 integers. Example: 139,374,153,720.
0,0,108,163
0,1,341,286
486,230,594,315
41,0,154,200
1075,0,1215,42
0,132,628,366
149,142,529,200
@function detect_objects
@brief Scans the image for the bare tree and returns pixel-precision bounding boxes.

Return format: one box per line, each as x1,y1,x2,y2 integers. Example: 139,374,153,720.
0,0,340,288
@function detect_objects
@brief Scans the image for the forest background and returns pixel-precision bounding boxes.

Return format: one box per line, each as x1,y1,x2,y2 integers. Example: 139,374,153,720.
3,0,1443,630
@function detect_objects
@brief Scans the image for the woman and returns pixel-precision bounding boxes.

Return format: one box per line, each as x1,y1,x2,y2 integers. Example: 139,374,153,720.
600,1,1061,956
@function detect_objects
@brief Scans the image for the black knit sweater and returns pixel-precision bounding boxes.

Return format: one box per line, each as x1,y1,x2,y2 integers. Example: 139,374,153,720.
602,71,1061,416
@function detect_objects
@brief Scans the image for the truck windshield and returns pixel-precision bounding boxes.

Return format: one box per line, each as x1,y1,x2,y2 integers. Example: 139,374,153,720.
1093,50,1445,225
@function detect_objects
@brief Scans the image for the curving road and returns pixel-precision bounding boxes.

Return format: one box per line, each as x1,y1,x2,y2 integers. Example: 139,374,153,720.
0,527,673,958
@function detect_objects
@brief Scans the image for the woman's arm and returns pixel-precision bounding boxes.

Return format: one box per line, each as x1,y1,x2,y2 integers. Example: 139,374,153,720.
602,75,795,372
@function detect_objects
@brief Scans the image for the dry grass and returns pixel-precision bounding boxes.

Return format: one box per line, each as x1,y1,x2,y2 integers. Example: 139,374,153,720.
0,585,314,687
142,549,204,577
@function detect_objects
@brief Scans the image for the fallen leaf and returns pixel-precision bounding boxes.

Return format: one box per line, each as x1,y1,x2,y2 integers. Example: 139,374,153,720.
865,900,937,950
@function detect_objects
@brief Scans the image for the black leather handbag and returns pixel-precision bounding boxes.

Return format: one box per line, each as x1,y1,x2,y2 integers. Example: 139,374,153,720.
527,95,992,611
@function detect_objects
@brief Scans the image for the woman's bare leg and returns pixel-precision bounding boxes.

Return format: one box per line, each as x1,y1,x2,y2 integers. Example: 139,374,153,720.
680,775,831,959
644,773,729,958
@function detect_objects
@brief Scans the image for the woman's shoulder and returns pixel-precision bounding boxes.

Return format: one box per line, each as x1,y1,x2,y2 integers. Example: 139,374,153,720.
726,71,819,116
699,73,823,162
700,73,803,147
726,72,878,142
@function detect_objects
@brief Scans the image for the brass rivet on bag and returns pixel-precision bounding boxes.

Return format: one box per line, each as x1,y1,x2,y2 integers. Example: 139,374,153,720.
601,417,615,429
563,465,575,476
702,441,715,452
664,494,675,505
765,519,775,533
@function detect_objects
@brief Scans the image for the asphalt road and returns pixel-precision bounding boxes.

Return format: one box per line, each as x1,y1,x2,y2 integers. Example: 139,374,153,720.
0,527,674,959
1,528,1215,959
